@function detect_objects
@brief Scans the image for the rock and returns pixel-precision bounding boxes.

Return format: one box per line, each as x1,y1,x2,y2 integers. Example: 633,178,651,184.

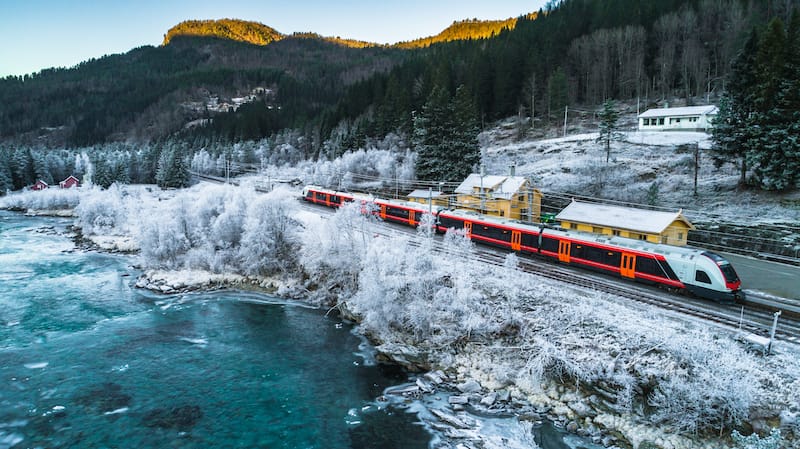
568,400,597,419
496,390,511,402
449,395,469,405
385,384,420,396
430,408,470,429
416,378,435,394
480,392,497,407
456,379,481,394
566,420,579,433
424,370,446,384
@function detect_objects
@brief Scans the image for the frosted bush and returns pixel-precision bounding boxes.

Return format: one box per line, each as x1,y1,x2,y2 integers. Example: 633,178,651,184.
239,191,301,275
74,185,128,236
0,187,82,211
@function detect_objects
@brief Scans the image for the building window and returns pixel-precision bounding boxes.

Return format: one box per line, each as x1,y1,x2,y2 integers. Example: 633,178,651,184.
518,194,525,202
658,118,665,125
592,226,603,234
639,234,648,241
570,223,577,230
612,230,620,236
643,118,650,126
677,232,684,240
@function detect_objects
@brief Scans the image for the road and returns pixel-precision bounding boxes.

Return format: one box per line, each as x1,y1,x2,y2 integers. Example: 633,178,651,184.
724,253,800,301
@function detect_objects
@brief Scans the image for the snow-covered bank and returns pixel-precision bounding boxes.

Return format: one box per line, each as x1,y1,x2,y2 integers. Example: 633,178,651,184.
2,183,798,449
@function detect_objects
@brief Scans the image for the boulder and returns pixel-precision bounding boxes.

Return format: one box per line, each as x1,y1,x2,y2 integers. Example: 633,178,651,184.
456,379,481,394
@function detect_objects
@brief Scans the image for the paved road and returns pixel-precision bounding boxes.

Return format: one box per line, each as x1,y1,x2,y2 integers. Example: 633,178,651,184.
723,253,800,301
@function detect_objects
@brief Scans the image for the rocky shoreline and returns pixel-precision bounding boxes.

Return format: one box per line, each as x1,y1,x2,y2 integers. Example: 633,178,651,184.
132,270,797,449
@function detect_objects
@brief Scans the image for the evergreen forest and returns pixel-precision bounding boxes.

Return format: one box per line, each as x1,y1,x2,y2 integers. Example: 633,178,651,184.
1,0,798,192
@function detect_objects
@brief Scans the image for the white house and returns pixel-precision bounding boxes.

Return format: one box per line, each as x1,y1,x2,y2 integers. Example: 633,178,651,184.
638,105,718,132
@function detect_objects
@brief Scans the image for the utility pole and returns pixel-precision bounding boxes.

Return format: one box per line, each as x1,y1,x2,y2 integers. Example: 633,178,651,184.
563,105,568,137
480,165,485,213
528,177,535,223
693,143,699,197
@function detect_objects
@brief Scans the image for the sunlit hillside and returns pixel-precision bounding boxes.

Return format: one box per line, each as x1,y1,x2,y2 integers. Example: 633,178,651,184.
395,13,537,49
163,19,284,46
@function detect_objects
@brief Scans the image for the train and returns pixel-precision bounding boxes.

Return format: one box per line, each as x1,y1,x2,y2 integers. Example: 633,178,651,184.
301,185,745,303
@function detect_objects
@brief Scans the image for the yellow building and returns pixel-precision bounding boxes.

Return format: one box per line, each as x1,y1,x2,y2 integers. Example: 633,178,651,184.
407,189,449,208
451,173,542,221
555,200,695,246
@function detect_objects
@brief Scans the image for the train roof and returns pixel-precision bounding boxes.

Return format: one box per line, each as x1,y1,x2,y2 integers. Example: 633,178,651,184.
439,207,708,260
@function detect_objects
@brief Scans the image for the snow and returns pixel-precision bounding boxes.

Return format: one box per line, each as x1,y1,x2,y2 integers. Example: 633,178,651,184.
454,174,528,200
638,105,718,118
555,200,692,234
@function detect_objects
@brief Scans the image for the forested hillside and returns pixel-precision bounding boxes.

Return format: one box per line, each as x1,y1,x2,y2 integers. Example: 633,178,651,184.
0,35,405,147
0,0,797,178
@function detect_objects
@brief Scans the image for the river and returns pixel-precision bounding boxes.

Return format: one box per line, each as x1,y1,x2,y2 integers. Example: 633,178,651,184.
0,210,597,449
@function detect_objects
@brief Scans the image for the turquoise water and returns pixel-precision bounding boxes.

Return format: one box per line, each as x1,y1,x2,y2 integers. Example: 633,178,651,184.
0,211,429,449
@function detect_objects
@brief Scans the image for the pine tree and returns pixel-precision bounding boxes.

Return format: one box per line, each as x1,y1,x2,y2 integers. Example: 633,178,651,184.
0,149,13,194
596,99,624,163
413,85,480,182
448,85,481,181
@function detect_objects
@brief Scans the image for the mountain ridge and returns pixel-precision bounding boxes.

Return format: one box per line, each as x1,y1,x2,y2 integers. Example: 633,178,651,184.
162,15,532,50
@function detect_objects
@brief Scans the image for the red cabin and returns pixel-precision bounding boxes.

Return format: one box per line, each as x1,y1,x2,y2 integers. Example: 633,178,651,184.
31,180,49,191
59,176,80,189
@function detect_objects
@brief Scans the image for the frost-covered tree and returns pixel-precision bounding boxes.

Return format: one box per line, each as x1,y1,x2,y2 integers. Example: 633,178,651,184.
240,191,301,276
596,99,624,163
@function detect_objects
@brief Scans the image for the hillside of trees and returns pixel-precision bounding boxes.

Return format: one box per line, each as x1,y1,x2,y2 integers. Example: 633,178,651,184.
1,0,798,191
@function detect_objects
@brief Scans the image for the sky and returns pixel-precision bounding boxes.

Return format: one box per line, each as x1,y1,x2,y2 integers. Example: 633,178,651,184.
0,0,547,77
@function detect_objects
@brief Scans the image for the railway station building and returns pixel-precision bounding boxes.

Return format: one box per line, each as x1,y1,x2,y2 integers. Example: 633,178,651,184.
556,200,695,246
451,172,542,221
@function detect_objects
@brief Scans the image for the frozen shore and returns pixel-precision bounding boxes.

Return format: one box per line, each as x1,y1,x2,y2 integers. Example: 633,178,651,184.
134,267,799,449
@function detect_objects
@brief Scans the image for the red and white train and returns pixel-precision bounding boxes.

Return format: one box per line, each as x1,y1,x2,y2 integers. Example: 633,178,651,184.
302,185,745,302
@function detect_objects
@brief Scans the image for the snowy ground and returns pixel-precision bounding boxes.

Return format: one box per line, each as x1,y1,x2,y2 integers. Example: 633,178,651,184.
481,126,800,224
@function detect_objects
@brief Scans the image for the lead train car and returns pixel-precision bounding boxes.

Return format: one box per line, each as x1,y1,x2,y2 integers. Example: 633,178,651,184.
301,186,744,302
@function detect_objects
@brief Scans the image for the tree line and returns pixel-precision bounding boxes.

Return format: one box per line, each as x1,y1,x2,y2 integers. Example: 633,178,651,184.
712,12,800,190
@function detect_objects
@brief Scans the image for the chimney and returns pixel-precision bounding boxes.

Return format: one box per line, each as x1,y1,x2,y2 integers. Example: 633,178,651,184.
509,165,516,177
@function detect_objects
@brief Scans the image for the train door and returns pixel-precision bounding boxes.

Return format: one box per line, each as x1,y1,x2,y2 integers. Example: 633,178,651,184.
558,240,571,263
511,230,522,251
464,221,472,238
409,210,416,226
620,253,636,278
379,205,387,220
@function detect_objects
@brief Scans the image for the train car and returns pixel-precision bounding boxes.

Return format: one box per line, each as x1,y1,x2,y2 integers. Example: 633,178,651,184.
436,208,744,302
301,185,744,302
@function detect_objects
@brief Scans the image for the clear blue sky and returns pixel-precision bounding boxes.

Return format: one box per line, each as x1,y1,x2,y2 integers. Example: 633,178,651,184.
0,0,547,77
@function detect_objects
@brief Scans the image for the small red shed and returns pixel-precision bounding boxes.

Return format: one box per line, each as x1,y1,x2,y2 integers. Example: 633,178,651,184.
32,180,49,191
59,175,80,189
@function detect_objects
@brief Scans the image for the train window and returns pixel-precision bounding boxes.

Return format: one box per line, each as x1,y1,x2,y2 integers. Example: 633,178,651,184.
306,191,313,198
636,258,660,276
541,236,559,253
695,270,711,284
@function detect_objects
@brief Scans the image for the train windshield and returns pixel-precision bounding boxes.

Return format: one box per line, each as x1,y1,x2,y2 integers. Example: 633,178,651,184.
703,252,740,283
